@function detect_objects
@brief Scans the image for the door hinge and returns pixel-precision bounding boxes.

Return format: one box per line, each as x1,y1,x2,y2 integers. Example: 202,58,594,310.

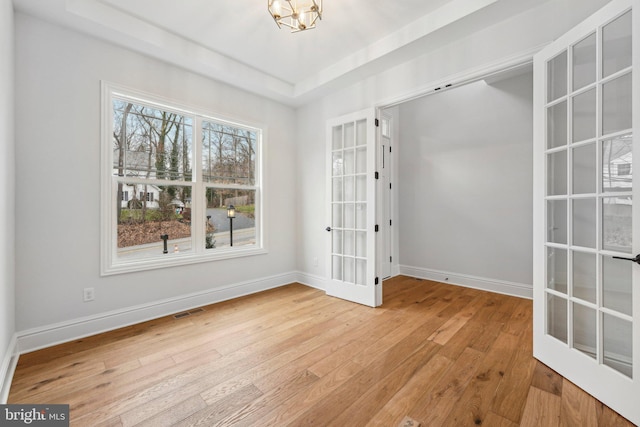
375,118,379,127
375,171,379,179
389,146,392,153
375,224,379,232
390,219,392,226
390,256,392,263
389,182,392,189
375,277,379,285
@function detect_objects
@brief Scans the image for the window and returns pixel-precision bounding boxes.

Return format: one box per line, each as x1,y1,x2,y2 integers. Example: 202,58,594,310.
101,83,263,275
618,163,631,176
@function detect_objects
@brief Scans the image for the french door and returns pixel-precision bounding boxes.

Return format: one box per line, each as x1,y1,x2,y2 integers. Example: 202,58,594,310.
326,109,381,307
533,0,639,424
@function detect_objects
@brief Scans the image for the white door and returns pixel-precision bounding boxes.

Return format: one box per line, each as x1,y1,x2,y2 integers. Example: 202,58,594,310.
533,0,639,424
326,109,381,307
377,111,393,280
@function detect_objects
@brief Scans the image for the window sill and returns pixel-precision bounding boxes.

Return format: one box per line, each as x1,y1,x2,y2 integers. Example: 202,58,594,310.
101,246,268,276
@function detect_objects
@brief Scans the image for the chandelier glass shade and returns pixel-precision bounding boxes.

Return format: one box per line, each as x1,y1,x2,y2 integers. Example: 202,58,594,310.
268,0,323,33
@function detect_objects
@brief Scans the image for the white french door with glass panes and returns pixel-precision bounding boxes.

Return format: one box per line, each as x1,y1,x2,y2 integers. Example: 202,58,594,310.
326,109,381,307
533,0,639,424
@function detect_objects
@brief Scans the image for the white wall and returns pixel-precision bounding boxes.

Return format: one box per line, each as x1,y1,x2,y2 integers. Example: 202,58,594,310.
397,71,533,290
295,0,609,290
14,13,298,348
0,0,16,400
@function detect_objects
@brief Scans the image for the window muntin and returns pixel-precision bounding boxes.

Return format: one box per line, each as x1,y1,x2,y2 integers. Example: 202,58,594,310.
102,84,263,275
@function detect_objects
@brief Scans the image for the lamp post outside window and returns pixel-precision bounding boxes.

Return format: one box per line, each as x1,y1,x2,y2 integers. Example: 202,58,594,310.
227,205,235,247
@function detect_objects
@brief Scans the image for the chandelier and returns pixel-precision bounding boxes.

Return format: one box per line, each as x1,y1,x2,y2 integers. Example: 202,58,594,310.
268,0,323,33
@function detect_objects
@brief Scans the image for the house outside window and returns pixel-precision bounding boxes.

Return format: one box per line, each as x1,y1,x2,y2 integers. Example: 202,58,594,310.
101,83,264,275
618,163,631,176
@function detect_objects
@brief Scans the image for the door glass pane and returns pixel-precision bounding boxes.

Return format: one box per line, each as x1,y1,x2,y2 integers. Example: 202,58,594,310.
573,143,596,194
548,50,568,102
344,231,354,256
332,230,342,255
356,176,366,201
602,72,633,136
547,293,568,343
332,152,343,176
548,101,568,149
603,256,632,315
332,178,342,202
355,203,366,229
548,200,567,244
344,176,354,201
572,251,596,303
356,147,367,174
356,259,366,286
344,149,355,174
344,123,354,148
573,198,596,248
356,119,367,146
573,302,597,359
332,204,343,228
572,88,597,142
332,125,343,150
344,257,355,283
548,247,568,294
603,10,632,78
332,255,342,280
344,203,354,228
603,196,633,253
603,134,633,191
603,314,633,378
548,150,568,195
355,231,366,257
573,33,597,91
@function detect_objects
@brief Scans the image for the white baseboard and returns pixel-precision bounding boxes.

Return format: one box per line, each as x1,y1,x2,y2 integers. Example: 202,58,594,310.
295,271,326,291
17,272,299,354
398,265,532,299
0,334,18,403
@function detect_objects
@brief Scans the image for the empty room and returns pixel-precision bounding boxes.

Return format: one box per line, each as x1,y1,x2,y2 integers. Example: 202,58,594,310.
1,0,638,425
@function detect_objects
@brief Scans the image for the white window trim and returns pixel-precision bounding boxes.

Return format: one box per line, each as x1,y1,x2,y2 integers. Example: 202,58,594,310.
100,81,267,276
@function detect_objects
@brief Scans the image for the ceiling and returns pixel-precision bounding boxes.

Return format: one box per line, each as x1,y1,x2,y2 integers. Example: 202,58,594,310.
13,0,546,106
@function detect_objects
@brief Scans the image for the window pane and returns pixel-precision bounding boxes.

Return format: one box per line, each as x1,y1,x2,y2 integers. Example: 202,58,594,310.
603,134,633,191
547,247,568,294
572,302,596,359
572,88,596,143
602,72,632,136
117,183,193,259
603,196,632,253
548,150,567,196
113,100,193,181
603,10,632,78
572,251,596,303
573,198,596,248
548,51,568,102
547,101,567,149
603,314,633,378
573,143,596,194
603,256,632,315
202,121,256,185
547,200,567,244
573,33,596,91
547,293,567,343
204,188,256,248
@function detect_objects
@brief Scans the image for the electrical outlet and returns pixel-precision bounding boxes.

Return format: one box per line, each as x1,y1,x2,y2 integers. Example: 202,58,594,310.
83,287,95,302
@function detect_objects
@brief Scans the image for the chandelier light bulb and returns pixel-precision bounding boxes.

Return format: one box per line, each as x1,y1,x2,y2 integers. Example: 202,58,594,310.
268,0,322,33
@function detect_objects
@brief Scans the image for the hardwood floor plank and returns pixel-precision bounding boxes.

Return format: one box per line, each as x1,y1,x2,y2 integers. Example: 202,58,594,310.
365,354,453,427
560,378,597,427
443,332,521,427
519,387,562,427
8,278,634,427
408,346,485,425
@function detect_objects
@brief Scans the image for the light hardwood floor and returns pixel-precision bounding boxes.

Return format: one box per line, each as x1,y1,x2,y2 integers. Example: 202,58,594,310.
8,276,635,426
